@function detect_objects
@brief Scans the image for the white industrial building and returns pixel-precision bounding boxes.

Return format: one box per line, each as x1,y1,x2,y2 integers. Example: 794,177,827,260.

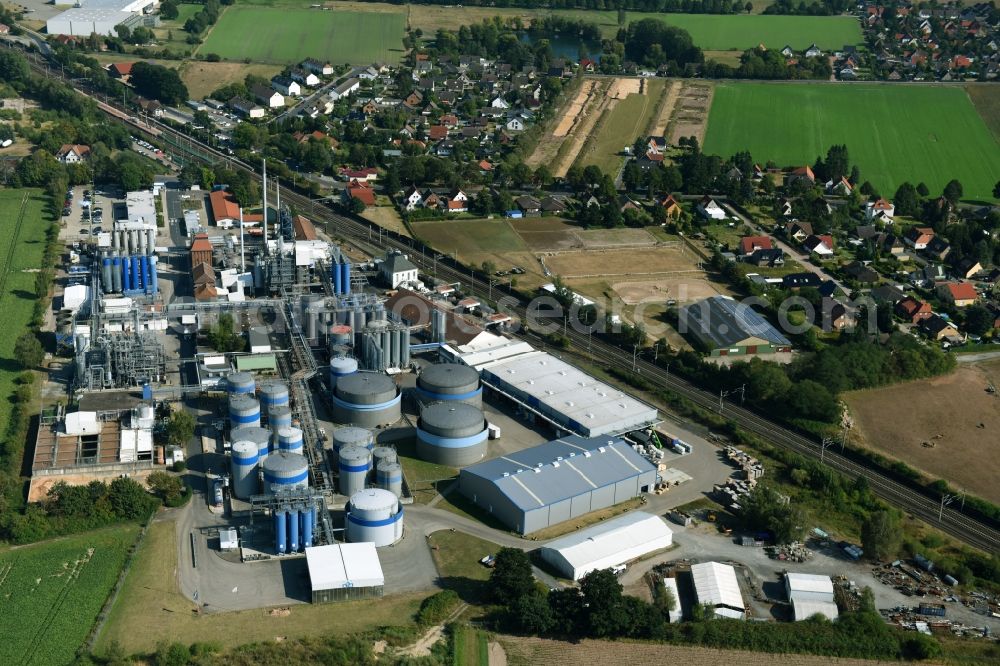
46,0,157,36
305,542,384,603
691,561,745,619
663,577,682,623
63,284,90,313
380,253,418,288
785,572,839,621
539,511,672,580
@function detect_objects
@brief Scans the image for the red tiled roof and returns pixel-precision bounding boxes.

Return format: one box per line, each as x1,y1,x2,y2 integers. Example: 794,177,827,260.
946,282,978,301
740,236,773,255
347,181,376,206
428,125,448,140
209,189,240,223
190,233,213,253
109,62,133,76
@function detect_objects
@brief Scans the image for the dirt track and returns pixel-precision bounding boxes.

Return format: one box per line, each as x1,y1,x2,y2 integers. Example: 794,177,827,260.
650,80,682,137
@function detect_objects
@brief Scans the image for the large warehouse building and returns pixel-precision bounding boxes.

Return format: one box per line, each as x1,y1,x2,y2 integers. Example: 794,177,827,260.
539,511,673,580
679,295,791,357
304,542,384,603
46,0,157,37
785,572,839,621
458,435,657,534
691,561,746,619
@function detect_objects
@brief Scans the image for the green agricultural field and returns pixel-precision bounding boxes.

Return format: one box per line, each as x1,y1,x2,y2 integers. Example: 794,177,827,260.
704,83,1000,201
198,7,406,65
0,525,140,666
576,79,666,174
0,189,53,465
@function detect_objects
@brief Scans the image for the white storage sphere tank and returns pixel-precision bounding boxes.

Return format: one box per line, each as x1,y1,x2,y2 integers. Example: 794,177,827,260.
346,487,403,547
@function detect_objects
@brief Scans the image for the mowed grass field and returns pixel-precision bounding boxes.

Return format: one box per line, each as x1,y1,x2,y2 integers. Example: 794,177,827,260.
0,525,140,666
704,83,1000,200
0,189,52,454
576,79,666,174
199,7,405,65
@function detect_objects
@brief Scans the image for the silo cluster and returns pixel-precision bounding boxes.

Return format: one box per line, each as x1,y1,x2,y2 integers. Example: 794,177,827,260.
259,380,289,410
345,488,403,547
416,363,482,407
262,450,309,494
99,251,158,296
332,373,401,428
332,426,373,463
357,320,410,372
276,426,304,454
273,502,318,554
230,426,272,463
416,402,489,466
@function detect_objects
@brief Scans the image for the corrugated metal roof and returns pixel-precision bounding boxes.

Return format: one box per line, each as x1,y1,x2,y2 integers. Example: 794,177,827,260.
461,435,655,510
691,561,744,613
792,599,839,621
786,572,835,596
540,512,673,580
680,296,790,348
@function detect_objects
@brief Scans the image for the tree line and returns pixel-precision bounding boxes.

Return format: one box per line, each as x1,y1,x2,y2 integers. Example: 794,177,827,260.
371,0,746,14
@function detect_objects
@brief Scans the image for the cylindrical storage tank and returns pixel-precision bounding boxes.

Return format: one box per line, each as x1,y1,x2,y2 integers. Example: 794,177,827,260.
416,402,489,466
226,372,256,396
288,504,300,553
329,324,352,346
268,405,293,434
230,426,271,462
112,256,122,292
262,450,309,494
149,256,158,295
328,356,358,390
376,461,403,498
121,256,131,291
130,254,140,290
276,426,304,454
338,445,370,497
332,373,401,428
306,308,317,340
331,426,372,465
230,440,259,500
401,330,410,367
298,506,311,549
229,393,261,429
341,262,351,296
259,380,289,409
372,445,397,468
128,229,138,254
416,363,482,408
346,488,402,547
146,228,155,255
274,508,287,554
333,260,343,294
101,257,112,293
140,255,151,290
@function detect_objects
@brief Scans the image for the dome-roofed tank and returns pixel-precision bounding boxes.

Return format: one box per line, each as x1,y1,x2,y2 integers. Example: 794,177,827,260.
229,393,261,429
372,445,397,468
416,363,482,407
332,372,400,428
258,380,289,409
346,488,403,547
416,402,488,466
230,426,272,462
226,372,256,396
338,445,370,497
262,451,309,494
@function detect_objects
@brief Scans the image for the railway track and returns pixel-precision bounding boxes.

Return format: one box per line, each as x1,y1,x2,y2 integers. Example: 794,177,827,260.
18,46,1000,554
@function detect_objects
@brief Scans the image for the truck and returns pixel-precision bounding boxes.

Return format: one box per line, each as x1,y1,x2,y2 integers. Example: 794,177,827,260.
917,602,946,617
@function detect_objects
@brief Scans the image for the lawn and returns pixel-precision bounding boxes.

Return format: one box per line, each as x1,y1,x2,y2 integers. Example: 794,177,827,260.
198,7,406,65
426,529,499,602
0,189,53,472
396,440,457,505
0,525,140,666
575,79,666,174
412,219,529,260
704,83,1000,201
96,521,427,655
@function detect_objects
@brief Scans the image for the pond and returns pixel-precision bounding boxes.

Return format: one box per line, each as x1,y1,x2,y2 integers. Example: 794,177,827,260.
521,32,602,63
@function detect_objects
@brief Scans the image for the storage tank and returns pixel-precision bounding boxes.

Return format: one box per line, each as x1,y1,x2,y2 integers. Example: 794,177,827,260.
338,445,370,497
226,372,256,396
300,505,313,549
328,356,358,390
416,363,482,407
267,405,293,434
101,256,113,293
276,426,304,454
262,450,309,494
230,426,272,462
140,255,151,290
416,402,488,466
376,460,403,498
341,261,351,296
230,440,259,499
112,255,122,292
229,393,261,429
332,372,400,428
372,445,397,469
149,256,158,295
273,507,287,554
329,324,352,346
346,488,402,547
331,426,372,465
130,254,140,291
288,503,300,553
121,256,131,291
259,380,289,409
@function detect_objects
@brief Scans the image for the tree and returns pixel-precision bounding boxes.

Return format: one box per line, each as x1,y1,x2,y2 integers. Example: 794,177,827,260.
489,547,534,605
206,313,245,353
160,0,179,19
741,484,805,544
893,182,919,217
994,180,1000,200
115,24,131,41
348,196,366,214
107,476,153,519
580,569,628,637
130,62,189,105
943,179,963,204
511,593,553,634
901,633,942,660
861,510,901,562
14,331,43,369
744,0,753,11
916,182,930,197
147,471,185,504
166,410,195,448
964,304,995,336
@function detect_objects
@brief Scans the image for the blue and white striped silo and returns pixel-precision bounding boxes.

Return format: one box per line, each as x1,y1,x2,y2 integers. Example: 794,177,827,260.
259,380,289,410
276,426,304,455
338,445,369,497
328,356,358,390
268,405,293,435
346,488,403,547
130,255,140,291
229,393,261,429
226,372,256,396
230,440,259,500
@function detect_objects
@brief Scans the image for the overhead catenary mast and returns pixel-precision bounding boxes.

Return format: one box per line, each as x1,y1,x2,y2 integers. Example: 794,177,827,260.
262,158,268,252
239,206,245,272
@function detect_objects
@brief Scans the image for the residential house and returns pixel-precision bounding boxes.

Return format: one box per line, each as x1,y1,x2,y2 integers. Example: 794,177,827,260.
739,235,773,257
895,296,932,323
785,221,813,242
290,68,321,87
786,165,816,186
883,234,905,256
865,197,895,222
803,234,835,256
776,197,794,218
515,195,541,216
229,96,265,119
252,85,284,109
346,180,376,207
540,196,566,215
781,45,795,57
843,261,879,284
697,196,727,220
938,281,978,307
329,78,360,101
783,273,822,289
401,187,423,211
445,189,469,213
478,160,493,174
660,194,682,219
745,248,785,267
107,62,133,79
869,284,906,304
805,44,823,58
904,226,935,250
505,117,525,132
924,236,951,261
491,96,510,109
825,300,854,330
271,76,301,97
56,144,91,164
956,257,983,279
921,314,961,341
825,177,854,196
339,167,377,183
380,252,419,288
302,58,333,76
428,125,448,141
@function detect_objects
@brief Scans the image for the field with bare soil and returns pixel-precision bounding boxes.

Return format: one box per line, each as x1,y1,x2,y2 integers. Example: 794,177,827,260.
843,358,1000,504
669,81,715,145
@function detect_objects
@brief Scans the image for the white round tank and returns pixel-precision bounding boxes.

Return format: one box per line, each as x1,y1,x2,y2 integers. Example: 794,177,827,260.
346,487,403,547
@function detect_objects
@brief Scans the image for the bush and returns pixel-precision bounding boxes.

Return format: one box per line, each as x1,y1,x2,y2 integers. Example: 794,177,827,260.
172,460,187,473
416,590,459,626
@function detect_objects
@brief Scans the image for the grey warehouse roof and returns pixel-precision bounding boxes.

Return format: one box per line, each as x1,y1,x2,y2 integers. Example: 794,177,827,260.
679,296,790,348
460,435,656,512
